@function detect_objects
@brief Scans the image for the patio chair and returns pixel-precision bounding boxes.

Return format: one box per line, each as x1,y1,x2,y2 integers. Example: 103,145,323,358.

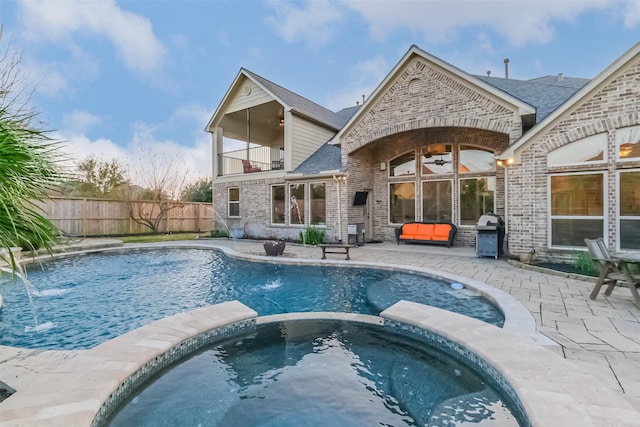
584,237,640,301
242,159,261,173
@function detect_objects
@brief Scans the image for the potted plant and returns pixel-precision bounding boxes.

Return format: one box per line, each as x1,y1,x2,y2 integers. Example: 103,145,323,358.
264,239,286,256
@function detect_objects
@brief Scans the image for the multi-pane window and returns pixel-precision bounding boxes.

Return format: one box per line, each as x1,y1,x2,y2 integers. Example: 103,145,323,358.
550,173,603,247
271,185,285,224
459,177,495,225
310,183,326,225
619,170,640,250
289,183,306,225
228,187,240,217
389,182,415,224
422,180,452,222
389,152,415,177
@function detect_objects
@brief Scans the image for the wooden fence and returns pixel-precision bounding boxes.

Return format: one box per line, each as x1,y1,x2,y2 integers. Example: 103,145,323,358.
41,197,213,236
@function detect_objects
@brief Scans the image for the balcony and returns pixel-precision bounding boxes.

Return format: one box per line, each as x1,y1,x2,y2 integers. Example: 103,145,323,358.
219,146,285,176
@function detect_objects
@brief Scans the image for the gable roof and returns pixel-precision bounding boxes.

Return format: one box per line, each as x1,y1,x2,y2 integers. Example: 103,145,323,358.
206,68,349,132
499,41,640,162
475,75,590,123
242,69,348,130
336,45,536,142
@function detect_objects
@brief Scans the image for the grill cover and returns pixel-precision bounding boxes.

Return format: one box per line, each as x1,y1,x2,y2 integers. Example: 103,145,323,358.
476,214,504,227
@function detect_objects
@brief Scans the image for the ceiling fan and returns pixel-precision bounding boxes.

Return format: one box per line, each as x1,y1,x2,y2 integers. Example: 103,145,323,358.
423,153,451,166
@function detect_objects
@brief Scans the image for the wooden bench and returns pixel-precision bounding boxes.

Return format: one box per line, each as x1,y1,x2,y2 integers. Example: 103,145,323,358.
319,244,352,260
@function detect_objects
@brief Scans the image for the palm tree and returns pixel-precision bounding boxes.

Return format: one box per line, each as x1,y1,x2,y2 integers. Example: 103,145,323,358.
0,32,62,270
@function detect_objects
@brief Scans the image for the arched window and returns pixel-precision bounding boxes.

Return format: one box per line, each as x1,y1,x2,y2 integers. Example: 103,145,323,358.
617,126,640,161
548,133,607,166
459,146,495,173
389,152,415,177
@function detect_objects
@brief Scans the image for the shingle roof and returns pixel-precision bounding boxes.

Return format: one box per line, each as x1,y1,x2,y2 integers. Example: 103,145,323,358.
474,75,590,122
292,143,343,175
243,69,348,130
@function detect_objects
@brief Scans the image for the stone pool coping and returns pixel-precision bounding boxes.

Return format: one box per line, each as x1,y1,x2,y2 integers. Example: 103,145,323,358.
2,301,638,426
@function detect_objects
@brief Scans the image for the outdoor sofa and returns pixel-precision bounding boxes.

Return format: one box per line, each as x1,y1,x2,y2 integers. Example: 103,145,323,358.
396,222,457,247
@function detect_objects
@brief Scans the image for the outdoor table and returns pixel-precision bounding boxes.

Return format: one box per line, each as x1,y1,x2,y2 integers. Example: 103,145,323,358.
611,252,640,308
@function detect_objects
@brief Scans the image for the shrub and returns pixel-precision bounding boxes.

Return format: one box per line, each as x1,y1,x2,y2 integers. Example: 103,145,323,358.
210,229,229,238
574,251,597,276
299,226,325,245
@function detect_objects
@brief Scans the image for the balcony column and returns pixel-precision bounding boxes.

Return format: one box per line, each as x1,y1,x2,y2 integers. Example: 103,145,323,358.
213,127,223,178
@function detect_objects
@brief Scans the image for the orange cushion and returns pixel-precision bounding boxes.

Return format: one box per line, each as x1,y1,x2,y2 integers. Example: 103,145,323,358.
402,223,420,235
416,223,434,239
414,235,433,241
399,234,415,240
432,224,451,240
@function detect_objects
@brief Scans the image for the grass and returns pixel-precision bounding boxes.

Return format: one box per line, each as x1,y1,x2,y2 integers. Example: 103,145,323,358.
119,233,206,243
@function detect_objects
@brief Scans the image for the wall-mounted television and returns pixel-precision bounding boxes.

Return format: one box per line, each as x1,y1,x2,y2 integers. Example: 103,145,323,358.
353,191,368,206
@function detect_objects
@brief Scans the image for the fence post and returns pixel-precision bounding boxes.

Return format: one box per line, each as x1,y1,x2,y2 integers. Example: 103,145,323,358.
82,198,87,236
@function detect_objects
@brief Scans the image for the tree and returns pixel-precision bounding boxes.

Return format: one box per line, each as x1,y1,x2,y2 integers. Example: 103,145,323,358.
180,178,212,202
0,30,62,268
73,157,127,197
126,150,190,233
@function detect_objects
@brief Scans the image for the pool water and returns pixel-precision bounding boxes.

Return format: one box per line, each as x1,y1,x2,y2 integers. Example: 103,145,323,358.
108,320,521,427
0,248,504,350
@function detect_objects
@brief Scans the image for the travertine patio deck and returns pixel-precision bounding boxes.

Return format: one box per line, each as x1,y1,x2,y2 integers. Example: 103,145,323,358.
0,238,638,425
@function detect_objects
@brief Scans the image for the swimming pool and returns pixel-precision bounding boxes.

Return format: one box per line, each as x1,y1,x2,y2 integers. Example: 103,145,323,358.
0,247,503,349
107,319,522,426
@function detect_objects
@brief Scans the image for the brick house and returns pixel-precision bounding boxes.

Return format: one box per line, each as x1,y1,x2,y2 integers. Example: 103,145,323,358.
206,43,640,260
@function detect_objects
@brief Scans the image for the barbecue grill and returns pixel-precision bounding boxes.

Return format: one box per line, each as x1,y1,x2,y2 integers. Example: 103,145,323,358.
476,213,505,259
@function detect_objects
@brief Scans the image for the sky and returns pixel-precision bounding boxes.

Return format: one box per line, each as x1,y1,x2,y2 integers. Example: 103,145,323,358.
0,0,639,185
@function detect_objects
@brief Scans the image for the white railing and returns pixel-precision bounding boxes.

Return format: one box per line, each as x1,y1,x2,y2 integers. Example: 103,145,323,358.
219,146,284,176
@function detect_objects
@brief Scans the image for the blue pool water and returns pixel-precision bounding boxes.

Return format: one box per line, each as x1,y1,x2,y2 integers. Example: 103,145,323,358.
0,248,504,350
108,320,521,427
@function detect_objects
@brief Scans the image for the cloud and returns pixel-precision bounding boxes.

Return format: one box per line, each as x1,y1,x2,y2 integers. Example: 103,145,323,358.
266,0,345,47
54,109,211,185
324,55,389,111
18,0,165,77
343,0,609,46
623,0,640,27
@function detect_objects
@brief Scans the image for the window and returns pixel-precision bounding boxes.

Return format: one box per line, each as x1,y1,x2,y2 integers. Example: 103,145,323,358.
422,180,452,222
271,185,285,224
228,187,240,217
289,183,305,225
389,152,415,177
550,173,604,247
421,153,452,174
459,177,495,225
459,146,495,173
617,125,640,161
389,182,415,224
310,183,326,225
548,133,607,166
619,170,640,250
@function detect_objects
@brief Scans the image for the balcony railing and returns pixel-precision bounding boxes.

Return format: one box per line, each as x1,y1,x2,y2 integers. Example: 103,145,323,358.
219,146,284,176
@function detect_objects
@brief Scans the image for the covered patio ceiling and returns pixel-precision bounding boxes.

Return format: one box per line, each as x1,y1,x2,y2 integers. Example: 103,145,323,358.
219,100,284,146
